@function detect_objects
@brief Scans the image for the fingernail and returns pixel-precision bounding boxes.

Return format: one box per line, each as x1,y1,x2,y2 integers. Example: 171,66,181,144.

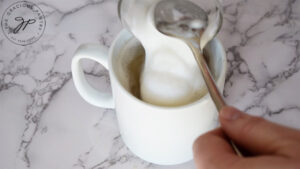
220,107,241,121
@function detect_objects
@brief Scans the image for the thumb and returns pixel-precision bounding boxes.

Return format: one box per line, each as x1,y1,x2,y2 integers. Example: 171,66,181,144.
219,106,300,155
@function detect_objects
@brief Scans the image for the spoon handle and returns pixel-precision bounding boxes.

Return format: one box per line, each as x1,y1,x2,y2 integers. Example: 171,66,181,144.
191,47,244,157
194,50,226,112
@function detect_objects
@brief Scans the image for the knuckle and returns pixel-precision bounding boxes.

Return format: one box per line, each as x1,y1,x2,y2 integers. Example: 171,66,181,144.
193,134,205,149
193,135,206,157
194,132,212,146
239,116,265,136
196,158,218,169
193,132,220,169
193,133,211,154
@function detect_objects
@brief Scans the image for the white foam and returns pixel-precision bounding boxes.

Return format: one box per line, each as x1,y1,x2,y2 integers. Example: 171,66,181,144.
122,0,206,106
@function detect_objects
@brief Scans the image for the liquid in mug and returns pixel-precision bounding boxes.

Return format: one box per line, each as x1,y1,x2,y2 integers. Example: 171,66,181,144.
121,0,207,107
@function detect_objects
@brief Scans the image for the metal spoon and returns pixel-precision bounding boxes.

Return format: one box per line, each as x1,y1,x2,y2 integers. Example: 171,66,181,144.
154,0,224,111
154,0,243,157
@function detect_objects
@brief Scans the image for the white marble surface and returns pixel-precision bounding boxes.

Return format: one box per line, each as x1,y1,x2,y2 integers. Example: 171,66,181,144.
0,0,300,168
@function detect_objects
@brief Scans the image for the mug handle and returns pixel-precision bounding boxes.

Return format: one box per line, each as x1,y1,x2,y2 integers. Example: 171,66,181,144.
71,44,114,108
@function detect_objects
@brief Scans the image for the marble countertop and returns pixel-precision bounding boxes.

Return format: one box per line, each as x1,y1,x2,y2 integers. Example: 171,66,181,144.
1,0,300,168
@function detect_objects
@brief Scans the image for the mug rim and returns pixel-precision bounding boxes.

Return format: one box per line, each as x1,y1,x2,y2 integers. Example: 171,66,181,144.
108,29,227,110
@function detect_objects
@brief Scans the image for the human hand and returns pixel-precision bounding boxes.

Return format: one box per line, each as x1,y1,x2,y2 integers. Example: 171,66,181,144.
193,106,300,169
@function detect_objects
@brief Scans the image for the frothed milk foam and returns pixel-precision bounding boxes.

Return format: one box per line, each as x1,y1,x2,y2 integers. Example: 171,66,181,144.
122,0,206,106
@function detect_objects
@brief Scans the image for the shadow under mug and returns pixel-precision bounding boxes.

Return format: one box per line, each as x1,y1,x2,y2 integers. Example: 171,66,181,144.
71,29,227,165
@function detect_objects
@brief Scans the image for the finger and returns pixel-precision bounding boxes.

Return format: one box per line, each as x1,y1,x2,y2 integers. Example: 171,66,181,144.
232,156,293,169
193,128,294,169
219,106,300,155
193,128,240,169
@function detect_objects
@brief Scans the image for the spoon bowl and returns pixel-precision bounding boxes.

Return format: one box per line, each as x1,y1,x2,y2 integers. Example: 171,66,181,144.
154,0,223,50
154,0,224,110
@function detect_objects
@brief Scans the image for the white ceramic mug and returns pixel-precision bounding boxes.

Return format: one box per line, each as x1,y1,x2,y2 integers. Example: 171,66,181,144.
71,29,226,165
